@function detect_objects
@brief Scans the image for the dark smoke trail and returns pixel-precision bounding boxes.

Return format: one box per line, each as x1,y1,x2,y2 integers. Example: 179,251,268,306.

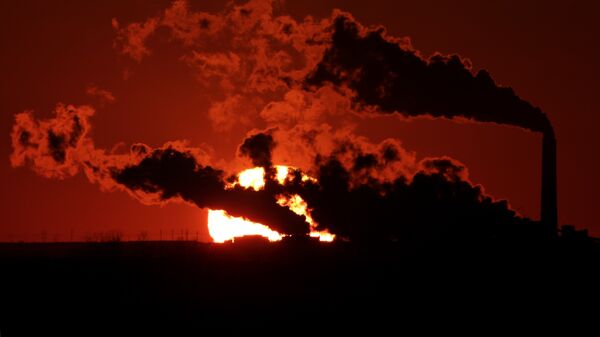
10,1,556,242
276,139,536,243
305,13,558,234
10,106,309,236
306,14,553,134
238,130,276,169
112,146,310,235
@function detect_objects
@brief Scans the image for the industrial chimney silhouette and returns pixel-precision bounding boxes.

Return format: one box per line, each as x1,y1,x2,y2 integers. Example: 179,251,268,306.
541,128,558,237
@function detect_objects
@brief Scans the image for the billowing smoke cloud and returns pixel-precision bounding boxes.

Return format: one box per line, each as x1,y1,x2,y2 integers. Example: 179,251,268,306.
305,14,552,134
113,0,331,132
236,130,532,242
10,106,308,235
9,104,535,242
10,0,550,242
238,130,276,169
113,0,552,134
113,0,330,92
10,104,94,179
113,146,308,235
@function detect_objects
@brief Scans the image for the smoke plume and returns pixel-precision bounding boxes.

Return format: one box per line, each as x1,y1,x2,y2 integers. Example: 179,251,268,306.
10,104,94,179
10,106,308,235
305,14,553,134
238,130,276,169
113,146,308,235
10,0,552,242
236,131,533,242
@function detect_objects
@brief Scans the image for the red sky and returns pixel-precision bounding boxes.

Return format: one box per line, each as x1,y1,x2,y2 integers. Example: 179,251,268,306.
1,0,598,241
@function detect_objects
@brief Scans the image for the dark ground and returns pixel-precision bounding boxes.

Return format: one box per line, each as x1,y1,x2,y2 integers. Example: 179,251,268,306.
0,237,598,335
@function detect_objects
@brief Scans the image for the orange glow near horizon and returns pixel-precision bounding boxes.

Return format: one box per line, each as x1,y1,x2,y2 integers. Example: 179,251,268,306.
208,165,335,243
276,194,335,242
208,210,283,243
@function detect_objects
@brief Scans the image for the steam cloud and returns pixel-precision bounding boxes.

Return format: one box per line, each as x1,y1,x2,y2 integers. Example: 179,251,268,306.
10,0,551,242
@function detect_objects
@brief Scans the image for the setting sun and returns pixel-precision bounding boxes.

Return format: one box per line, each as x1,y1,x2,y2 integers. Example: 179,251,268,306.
207,209,283,243
209,165,334,243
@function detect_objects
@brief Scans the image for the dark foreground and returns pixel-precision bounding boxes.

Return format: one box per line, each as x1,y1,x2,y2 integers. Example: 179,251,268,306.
0,237,598,335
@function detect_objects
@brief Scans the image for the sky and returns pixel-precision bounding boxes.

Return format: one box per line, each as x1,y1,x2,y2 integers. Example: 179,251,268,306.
1,0,598,241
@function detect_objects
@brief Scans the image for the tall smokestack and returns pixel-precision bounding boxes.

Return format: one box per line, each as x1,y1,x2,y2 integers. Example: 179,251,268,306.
305,15,561,236
541,129,558,236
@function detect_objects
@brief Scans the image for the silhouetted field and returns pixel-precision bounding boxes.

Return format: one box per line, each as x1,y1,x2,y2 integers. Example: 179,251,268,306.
0,237,598,335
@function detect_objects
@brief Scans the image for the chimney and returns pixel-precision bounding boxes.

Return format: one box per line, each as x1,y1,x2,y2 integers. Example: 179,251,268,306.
541,129,558,236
